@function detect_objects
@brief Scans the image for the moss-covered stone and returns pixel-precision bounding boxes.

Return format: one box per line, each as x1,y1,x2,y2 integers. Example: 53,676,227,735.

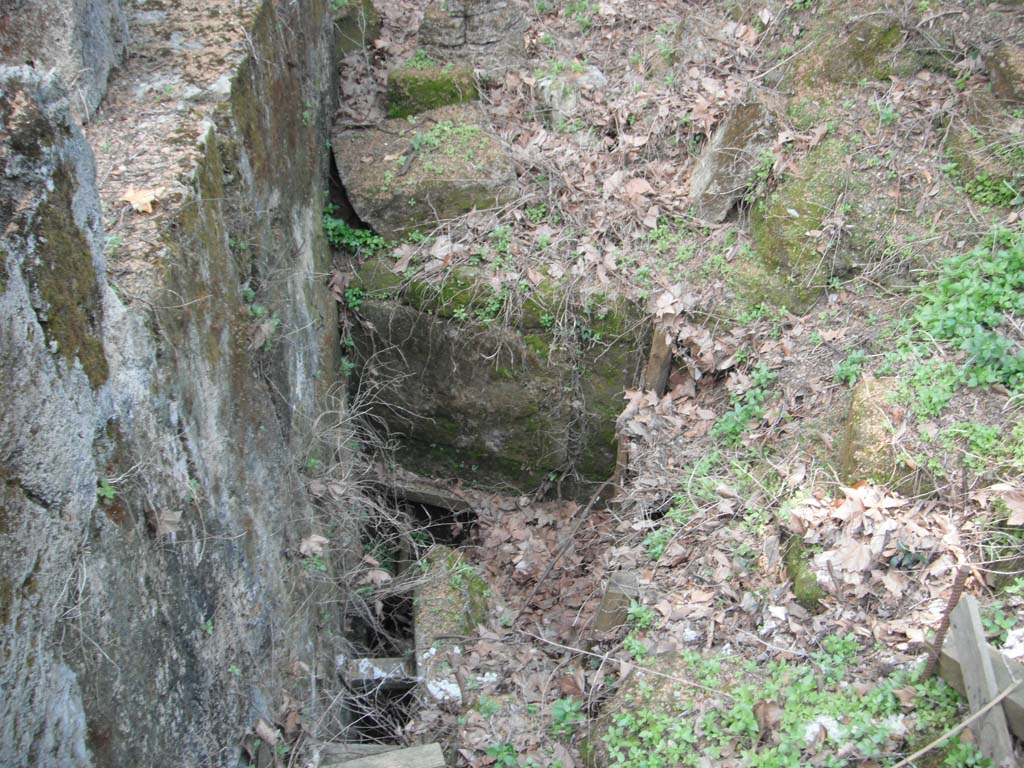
331,104,517,240
387,59,478,118
350,260,647,495
784,536,826,611
741,139,847,314
838,376,899,486
793,11,902,86
30,163,108,388
332,0,381,58
414,545,491,702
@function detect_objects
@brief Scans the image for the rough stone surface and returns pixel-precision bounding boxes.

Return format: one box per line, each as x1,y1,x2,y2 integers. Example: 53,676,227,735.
742,139,848,314
0,0,127,121
838,376,900,486
331,103,517,240
413,546,490,704
985,43,1024,105
534,65,607,130
333,0,382,58
793,12,902,87
689,91,780,222
0,0,353,763
351,260,646,494
418,0,528,78
387,59,478,118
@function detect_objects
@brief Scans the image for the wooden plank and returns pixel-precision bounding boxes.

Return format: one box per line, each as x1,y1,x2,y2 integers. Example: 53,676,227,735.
592,571,639,634
948,596,1015,766
318,743,400,761
332,742,445,768
937,639,1024,741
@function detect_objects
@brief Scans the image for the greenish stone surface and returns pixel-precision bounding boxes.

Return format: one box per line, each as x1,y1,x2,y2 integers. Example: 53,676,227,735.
793,11,902,86
351,259,646,495
387,60,478,118
784,537,826,611
333,0,381,58
742,140,847,314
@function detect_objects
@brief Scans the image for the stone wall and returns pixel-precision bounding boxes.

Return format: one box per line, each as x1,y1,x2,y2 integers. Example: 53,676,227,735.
0,1,350,765
0,0,127,122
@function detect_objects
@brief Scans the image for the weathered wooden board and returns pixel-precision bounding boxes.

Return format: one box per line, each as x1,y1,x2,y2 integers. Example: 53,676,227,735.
319,743,399,763
642,326,673,397
330,742,445,768
948,596,1015,766
938,639,1024,741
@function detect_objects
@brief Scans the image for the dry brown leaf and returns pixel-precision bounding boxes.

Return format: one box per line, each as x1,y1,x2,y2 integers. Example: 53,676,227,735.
120,186,164,213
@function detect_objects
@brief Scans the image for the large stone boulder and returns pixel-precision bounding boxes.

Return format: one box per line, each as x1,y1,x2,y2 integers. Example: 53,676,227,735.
689,91,781,222
792,12,902,87
331,104,517,240
351,259,646,494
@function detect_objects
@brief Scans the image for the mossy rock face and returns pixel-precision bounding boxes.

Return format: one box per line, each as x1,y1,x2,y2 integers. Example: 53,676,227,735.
28,163,108,388
792,11,902,86
742,139,847,314
985,43,1024,106
387,59,478,118
333,0,381,58
838,376,900,486
689,91,781,222
351,259,646,494
784,536,826,611
331,103,516,240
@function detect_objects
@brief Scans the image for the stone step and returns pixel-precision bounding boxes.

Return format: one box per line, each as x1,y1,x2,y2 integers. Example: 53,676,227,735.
323,742,445,768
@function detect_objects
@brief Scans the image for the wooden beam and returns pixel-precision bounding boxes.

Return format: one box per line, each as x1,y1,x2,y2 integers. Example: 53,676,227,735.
938,637,1024,741
948,596,1015,765
328,742,446,768
642,325,672,397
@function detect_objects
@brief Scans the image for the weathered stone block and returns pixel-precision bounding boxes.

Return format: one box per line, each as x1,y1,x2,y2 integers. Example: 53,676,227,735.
331,104,516,240
985,43,1024,105
414,546,489,704
387,59,478,118
351,259,646,494
534,65,606,130
838,376,899,486
742,139,848,314
689,92,780,222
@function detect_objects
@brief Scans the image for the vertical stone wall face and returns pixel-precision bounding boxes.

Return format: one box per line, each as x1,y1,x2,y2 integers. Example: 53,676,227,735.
0,0,128,122
0,1,346,765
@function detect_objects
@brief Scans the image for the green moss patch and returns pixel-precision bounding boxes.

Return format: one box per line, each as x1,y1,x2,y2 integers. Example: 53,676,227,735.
741,140,847,314
387,58,478,118
30,164,108,387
